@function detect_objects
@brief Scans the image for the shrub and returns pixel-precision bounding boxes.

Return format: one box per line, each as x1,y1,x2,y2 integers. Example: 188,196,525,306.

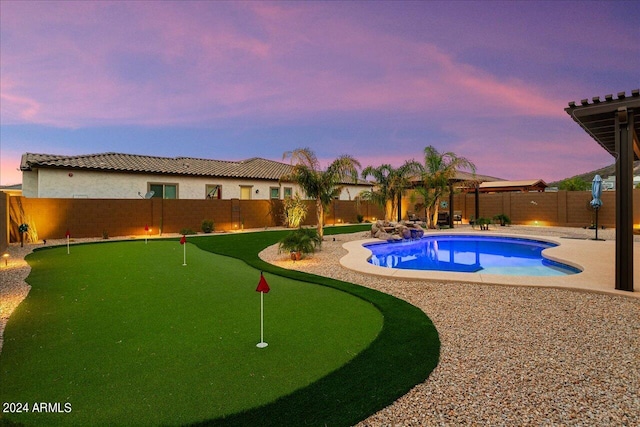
493,214,511,226
475,217,492,230
278,227,322,258
283,194,308,228
201,219,215,233
356,214,364,223
179,228,197,235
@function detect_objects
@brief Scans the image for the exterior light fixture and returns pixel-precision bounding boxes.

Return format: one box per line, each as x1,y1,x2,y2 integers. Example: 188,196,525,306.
2,252,9,267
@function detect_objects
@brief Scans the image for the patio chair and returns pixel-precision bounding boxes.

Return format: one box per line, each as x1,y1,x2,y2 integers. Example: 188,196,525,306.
437,212,450,228
453,211,462,225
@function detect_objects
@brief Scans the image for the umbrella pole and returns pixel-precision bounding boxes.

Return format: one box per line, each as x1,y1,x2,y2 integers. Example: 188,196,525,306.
595,208,598,240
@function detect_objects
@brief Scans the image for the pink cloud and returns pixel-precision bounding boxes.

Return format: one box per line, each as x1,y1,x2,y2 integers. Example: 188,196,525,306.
0,1,570,129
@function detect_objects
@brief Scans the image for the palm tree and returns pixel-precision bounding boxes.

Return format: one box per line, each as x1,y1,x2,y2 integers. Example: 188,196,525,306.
282,148,361,240
361,161,422,221
421,146,476,228
360,164,393,220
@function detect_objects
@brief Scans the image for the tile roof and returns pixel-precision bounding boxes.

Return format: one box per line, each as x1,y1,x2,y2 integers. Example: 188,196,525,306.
20,152,370,184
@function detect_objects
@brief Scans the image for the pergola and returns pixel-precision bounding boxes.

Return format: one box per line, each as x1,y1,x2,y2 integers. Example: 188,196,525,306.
565,89,640,292
408,171,499,226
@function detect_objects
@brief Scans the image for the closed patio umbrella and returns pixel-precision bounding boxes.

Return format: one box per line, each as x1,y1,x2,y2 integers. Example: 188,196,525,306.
590,175,603,240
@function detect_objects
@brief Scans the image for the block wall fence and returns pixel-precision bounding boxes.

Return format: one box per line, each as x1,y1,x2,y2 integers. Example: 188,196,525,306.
403,189,640,230
2,190,640,251
1,194,384,248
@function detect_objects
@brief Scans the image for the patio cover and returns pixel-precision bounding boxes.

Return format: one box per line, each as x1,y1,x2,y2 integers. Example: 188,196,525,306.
565,89,640,292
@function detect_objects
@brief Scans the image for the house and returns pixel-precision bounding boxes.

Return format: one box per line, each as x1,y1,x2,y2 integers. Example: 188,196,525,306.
20,152,372,200
602,175,640,190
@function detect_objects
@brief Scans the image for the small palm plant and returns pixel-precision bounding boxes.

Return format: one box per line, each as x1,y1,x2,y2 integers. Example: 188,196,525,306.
278,227,322,260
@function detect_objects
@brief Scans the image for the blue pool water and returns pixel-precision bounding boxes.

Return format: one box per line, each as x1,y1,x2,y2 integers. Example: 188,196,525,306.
366,235,581,276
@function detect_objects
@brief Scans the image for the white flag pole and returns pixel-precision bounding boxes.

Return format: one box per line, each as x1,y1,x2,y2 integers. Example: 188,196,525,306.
66,235,70,255
257,291,268,348
183,242,187,266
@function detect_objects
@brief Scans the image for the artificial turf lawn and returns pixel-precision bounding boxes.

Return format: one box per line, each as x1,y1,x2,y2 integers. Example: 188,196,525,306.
1,225,441,426
0,239,382,426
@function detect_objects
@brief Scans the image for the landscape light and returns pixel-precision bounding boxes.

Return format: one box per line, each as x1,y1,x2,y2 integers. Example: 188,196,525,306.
2,252,9,267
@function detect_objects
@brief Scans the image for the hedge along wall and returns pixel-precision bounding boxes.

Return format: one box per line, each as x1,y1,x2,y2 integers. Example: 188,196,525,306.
5,195,384,242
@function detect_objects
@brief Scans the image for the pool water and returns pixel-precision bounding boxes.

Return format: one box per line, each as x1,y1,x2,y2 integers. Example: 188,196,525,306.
366,235,581,276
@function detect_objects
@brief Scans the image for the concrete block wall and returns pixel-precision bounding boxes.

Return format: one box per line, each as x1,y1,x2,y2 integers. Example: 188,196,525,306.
11,189,636,243
5,196,385,242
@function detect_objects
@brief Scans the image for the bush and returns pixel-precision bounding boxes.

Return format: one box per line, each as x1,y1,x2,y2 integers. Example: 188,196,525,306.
356,214,364,223
283,194,308,228
179,228,197,235
475,217,492,230
201,219,215,233
493,214,511,226
278,227,322,259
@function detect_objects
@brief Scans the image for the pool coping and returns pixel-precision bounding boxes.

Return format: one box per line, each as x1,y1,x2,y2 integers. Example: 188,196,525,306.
340,230,640,299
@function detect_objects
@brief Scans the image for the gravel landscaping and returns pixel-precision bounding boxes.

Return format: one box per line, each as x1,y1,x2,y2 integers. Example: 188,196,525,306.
260,225,640,426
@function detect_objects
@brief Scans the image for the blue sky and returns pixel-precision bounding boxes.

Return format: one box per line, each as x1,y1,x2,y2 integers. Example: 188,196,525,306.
1,0,639,185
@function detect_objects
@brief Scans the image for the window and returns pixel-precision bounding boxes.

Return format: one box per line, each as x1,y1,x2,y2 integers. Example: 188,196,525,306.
149,183,178,199
206,184,222,199
270,187,280,199
283,187,292,198
240,186,252,200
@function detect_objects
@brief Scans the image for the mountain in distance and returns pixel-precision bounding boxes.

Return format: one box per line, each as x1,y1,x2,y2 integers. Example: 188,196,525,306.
548,161,640,187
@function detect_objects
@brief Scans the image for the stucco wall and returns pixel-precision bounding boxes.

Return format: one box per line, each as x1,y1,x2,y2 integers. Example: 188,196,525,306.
23,169,369,201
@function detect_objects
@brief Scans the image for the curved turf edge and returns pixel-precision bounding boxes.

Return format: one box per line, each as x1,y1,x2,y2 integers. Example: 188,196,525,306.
188,226,440,426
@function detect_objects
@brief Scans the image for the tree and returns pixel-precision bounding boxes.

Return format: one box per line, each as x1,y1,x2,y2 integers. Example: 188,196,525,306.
558,177,589,191
361,161,423,221
282,148,361,240
420,146,476,228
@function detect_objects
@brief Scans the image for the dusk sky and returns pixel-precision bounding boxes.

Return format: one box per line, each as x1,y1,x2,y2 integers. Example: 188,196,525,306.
1,0,639,186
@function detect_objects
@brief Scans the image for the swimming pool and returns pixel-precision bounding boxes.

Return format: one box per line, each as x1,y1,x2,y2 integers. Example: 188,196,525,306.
366,235,581,276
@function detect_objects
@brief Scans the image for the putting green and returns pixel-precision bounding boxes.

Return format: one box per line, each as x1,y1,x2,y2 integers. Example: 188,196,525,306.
0,240,382,426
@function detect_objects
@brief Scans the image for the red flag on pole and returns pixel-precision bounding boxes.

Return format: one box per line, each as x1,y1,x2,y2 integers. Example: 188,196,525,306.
256,272,270,293
144,224,149,232
65,230,71,238
180,235,186,245
256,272,270,348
